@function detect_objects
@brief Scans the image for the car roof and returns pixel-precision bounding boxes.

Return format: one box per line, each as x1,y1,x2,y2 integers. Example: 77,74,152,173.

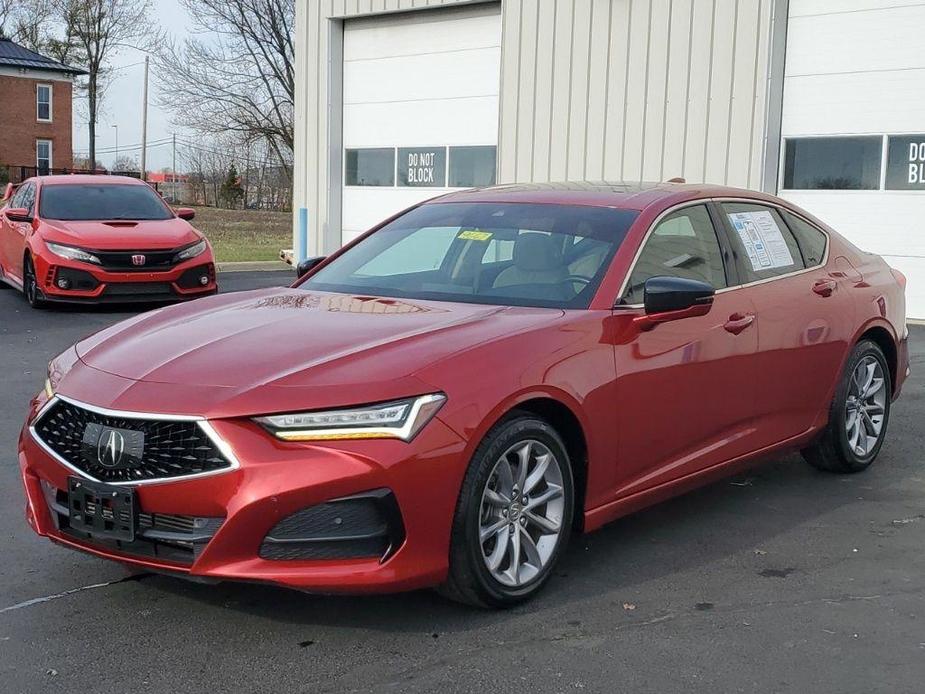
431,181,777,211
33,175,148,186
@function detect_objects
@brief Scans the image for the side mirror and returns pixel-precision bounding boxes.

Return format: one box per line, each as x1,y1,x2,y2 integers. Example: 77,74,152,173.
296,256,326,277
4,207,33,223
634,276,714,331
175,207,196,221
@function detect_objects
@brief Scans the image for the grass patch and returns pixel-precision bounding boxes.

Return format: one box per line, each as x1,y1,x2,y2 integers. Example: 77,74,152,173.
188,206,291,262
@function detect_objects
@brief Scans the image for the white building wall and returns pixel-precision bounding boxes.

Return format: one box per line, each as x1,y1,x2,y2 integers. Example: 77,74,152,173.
294,0,780,255
780,0,925,318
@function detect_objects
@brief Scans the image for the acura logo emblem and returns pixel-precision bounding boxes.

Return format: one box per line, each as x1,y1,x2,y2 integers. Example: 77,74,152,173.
132,254,146,266
97,429,126,468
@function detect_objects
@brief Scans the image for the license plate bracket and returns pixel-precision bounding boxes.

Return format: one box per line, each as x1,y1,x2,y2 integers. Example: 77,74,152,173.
67,477,137,542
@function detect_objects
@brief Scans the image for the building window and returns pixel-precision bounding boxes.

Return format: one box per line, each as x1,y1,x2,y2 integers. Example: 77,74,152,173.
36,140,53,174
345,148,394,186
783,136,882,190
397,147,446,187
885,135,925,191
448,146,496,187
37,84,52,122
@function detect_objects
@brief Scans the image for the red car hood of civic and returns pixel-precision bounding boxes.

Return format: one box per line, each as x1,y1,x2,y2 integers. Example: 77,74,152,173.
72,289,563,400
41,217,201,249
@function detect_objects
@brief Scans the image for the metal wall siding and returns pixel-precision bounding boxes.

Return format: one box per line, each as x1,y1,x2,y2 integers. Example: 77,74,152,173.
294,0,777,252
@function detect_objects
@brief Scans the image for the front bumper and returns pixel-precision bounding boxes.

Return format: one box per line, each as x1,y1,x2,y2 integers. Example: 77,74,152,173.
32,252,217,304
19,392,468,593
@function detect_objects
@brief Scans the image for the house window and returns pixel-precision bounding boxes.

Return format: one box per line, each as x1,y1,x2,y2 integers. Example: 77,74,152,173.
345,148,394,186
448,146,497,187
37,84,52,122
782,136,882,190
36,140,53,174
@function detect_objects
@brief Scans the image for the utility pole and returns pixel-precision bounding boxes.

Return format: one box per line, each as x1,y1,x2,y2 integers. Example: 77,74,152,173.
111,125,118,168
172,133,177,201
140,55,149,180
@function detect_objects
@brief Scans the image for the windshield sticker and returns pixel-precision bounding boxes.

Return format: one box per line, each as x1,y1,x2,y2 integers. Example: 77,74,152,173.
457,230,493,241
727,211,794,271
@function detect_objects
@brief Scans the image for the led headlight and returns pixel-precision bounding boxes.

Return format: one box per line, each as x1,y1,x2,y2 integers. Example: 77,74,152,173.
45,242,101,265
254,394,447,442
175,239,207,262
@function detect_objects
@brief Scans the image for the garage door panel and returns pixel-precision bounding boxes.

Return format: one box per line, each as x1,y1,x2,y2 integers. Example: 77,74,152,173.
344,10,501,61
344,47,501,105
342,188,446,242
344,97,499,148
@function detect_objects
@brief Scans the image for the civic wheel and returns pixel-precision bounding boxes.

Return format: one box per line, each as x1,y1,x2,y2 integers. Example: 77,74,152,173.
22,256,46,309
803,339,891,473
441,415,574,607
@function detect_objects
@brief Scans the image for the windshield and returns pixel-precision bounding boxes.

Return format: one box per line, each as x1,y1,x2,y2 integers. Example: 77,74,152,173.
302,202,638,309
39,184,174,221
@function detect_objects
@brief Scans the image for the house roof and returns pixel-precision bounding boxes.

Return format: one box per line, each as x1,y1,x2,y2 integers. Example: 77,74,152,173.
0,38,87,76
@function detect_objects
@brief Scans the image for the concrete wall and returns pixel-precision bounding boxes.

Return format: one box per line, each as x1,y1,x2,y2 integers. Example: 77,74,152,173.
294,0,783,255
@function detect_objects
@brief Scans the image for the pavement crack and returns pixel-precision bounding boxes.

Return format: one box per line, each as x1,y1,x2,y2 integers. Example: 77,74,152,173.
0,573,150,615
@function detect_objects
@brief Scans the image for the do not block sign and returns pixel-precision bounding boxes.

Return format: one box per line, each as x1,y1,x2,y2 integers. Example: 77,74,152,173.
399,147,447,187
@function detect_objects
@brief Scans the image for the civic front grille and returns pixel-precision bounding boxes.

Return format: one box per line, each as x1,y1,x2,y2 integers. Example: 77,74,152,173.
32,398,234,483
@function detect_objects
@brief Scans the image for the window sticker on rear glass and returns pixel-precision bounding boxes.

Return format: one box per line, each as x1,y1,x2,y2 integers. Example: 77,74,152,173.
457,229,493,241
727,211,794,271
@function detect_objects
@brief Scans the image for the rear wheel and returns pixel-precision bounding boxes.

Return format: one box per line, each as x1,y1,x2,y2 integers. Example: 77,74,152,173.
802,339,891,473
441,415,574,608
22,256,46,309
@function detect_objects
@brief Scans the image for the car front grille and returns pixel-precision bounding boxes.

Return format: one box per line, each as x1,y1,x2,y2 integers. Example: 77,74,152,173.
95,248,180,272
32,399,233,483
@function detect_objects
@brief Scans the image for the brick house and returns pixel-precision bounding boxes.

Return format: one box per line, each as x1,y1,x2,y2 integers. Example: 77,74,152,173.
0,38,85,177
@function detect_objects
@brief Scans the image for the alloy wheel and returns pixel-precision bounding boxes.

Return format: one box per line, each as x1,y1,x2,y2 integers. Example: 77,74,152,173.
478,439,566,587
845,355,887,457
24,259,38,305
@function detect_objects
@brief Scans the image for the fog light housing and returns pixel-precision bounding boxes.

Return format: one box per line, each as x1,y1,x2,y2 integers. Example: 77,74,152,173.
199,275,209,286
56,277,71,290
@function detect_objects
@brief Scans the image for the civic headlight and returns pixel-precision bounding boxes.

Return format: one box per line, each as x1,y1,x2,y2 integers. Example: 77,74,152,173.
46,241,101,265
254,394,447,442
175,239,207,262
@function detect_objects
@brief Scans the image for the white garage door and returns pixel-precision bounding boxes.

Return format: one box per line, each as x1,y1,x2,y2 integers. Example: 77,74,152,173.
779,1,925,319
342,5,501,244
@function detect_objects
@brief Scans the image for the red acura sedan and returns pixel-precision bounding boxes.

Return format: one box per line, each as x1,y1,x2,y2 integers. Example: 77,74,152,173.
0,175,216,307
19,182,908,607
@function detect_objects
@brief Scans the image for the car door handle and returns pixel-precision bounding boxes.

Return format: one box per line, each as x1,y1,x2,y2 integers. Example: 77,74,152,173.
812,279,837,297
723,312,755,335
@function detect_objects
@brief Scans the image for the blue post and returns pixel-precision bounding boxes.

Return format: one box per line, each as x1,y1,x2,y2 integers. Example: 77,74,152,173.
297,207,308,262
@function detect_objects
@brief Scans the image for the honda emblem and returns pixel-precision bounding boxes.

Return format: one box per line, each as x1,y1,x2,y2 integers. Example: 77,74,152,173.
131,254,146,266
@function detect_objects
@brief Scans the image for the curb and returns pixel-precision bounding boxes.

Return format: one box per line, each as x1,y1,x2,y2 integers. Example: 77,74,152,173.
217,261,292,273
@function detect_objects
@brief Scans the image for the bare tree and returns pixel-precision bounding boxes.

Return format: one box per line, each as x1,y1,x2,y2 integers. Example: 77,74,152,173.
154,0,294,182
52,0,154,168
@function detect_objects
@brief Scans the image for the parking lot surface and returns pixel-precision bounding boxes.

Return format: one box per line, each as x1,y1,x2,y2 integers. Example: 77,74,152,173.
1,272,923,693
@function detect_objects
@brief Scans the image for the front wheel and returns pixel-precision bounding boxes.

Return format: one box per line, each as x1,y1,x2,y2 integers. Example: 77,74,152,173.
802,339,891,473
22,256,46,309
441,415,574,608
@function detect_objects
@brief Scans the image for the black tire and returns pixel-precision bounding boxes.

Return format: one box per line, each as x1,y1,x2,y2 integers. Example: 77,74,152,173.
802,339,891,473
22,255,46,309
440,414,574,608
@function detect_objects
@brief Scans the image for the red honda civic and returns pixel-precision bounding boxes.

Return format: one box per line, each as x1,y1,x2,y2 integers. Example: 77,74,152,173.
0,175,216,307
19,182,908,607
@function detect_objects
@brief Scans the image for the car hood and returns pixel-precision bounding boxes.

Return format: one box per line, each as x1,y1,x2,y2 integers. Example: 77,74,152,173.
41,217,200,249
73,289,564,396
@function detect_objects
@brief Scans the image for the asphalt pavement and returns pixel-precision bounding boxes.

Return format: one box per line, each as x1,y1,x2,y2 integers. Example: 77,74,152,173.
1,271,923,693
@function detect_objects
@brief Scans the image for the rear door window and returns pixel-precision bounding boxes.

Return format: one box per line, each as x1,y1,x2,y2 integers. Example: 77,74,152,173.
781,210,828,268
720,202,805,283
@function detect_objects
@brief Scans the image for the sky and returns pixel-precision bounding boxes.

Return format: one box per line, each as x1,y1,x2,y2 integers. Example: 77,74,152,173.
70,0,191,172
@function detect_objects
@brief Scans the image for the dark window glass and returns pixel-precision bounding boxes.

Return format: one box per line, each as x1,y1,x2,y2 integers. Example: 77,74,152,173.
885,135,925,190
397,147,446,187
20,183,36,212
345,148,394,187
722,203,805,282
781,210,827,267
622,205,727,305
39,184,174,221
448,146,497,187
303,202,638,309
10,182,31,209
37,85,51,121
783,136,882,190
